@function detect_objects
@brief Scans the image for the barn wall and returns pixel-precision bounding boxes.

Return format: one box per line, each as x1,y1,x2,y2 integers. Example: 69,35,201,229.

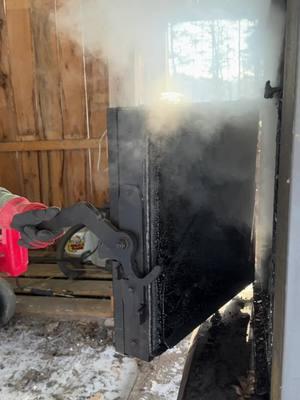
0,0,109,208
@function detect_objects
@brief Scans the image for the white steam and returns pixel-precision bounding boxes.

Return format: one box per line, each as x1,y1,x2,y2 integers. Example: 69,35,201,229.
54,0,285,107
53,0,286,230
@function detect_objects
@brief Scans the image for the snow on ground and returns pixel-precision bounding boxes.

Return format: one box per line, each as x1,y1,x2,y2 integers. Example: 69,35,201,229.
0,318,137,400
0,317,191,400
128,339,191,400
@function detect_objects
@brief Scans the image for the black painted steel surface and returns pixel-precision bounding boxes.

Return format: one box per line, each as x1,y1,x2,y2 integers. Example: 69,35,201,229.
108,104,258,360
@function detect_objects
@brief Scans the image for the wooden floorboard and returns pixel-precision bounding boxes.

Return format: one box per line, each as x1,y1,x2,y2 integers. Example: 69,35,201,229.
29,250,56,259
2,262,114,322
5,278,113,298
2,263,113,280
15,296,113,320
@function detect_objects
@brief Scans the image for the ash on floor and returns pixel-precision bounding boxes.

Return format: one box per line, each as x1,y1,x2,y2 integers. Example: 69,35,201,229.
0,317,190,400
178,287,256,400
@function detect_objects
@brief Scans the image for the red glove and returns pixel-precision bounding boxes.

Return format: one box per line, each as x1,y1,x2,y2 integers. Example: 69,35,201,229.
0,197,64,249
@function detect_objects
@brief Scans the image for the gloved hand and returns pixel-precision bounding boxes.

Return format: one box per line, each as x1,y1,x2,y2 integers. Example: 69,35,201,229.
0,197,64,249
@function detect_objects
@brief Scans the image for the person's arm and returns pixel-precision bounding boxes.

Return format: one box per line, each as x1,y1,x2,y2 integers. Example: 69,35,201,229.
0,187,63,249
0,187,19,208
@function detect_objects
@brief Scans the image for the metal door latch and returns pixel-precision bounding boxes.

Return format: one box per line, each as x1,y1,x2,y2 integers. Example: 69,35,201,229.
40,202,162,286
264,80,283,99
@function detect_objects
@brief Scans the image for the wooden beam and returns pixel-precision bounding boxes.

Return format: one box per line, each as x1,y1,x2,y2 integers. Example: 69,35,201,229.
0,263,112,280
5,278,113,298
0,139,100,152
15,296,113,320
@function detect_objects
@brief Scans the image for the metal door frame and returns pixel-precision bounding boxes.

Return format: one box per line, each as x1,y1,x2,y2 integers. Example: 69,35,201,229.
271,0,300,398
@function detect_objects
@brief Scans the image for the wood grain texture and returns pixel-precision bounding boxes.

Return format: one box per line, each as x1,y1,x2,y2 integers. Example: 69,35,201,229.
56,0,88,206
85,53,109,206
63,149,87,205
0,153,22,193
0,1,21,194
31,0,63,140
16,296,113,320
85,55,108,139
0,1,18,141
20,151,41,201
31,0,64,205
5,0,40,139
5,0,41,200
0,0,110,208
6,278,113,297
0,263,112,280
89,137,109,206
48,150,64,207
24,264,112,280
0,138,101,152
81,0,109,206
56,0,86,139
38,150,50,204
20,263,112,280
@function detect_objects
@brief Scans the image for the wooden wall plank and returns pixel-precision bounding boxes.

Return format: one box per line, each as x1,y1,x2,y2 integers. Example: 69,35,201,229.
0,153,22,193
48,150,64,206
63,150,87,206
38,150,50,204
31,0,64,206
21,151,41,201
14,263,112,280
89,135,109,206
5,0,40,139
0,138,101,152
85,55,109,206
0,0,21,195
86,57,108,139
81,0,110,207
56,0,86,139
31,0,63,140
0,1,18,141
6,278,113,297
15,296,113,320
56,0,88,206
5,0,41,201
0,0,110,207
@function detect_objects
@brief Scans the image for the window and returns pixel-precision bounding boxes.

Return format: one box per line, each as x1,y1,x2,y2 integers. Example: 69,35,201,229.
168,19,261,102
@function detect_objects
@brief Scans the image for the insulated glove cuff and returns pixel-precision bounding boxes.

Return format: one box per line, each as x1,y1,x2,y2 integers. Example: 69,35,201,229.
0,197,47,229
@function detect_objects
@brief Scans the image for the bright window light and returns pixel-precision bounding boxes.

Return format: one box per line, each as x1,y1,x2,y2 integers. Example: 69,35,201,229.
168,19,261,102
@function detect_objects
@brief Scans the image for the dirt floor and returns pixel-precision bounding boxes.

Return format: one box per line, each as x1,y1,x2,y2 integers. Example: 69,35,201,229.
0,316,191,400
179,302,253,400
177,286,260,400
0,287,255,400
